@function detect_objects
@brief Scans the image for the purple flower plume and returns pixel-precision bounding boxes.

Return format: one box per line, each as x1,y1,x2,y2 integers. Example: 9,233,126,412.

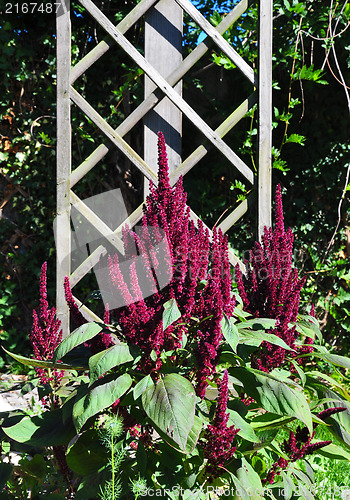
64,276,112,354
203,370,239,479
29,262,63,386
264,427,331,485
108,132,235,394
235,184,311,372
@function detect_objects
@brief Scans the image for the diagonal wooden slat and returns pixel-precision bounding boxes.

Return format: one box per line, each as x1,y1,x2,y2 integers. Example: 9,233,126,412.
77,0,254,184
217,192,255,234
71,0,159,83
69,245,107,288
70,191,124,253
175,0,255,85
171,93,257,183
70,0,252,188
72,294,102,322
70,87,157,183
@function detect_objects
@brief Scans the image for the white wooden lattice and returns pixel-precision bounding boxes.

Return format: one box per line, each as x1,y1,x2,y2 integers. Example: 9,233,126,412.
56,0,272,336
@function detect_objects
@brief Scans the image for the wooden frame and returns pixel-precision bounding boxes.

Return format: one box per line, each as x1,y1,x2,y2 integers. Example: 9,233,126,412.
56,0,272,336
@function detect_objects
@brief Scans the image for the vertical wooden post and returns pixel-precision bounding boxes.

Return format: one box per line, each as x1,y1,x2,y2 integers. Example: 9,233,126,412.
56,0,71,337
258,0,272,239
144,0,183,194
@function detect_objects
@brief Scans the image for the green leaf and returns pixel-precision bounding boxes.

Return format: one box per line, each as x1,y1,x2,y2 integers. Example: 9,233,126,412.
238,331,295,351
88,343,137,385
2,409,74,446
312,345,350,370
318,443,350,461
292,314,322,342
237,318,276,330
289,358,306,386
307,370,348,394
163,298,181,330
1,347,85,371
234,458,264,499
222,314,239,352
154,414,203,454
73,373,132,432
227,409,259,443
20,454,49,478
231,367,313,433
52,322,102,363
66,429,108,474
133,374,153,400
251,413,295,431
0,463,12,489
142,373,196,451
75,469,109,500
285,133,305,145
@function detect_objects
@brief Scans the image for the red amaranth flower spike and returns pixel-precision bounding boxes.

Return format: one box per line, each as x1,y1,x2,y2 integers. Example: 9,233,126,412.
64,276,87,327
316,406,347,421
108,132,235,387
64,276,112,354
235,184,310,373
203,370,239,480
29,263,63,388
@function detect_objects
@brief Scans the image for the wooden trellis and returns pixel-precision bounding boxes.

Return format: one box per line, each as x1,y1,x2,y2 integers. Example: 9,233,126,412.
56,0,272,336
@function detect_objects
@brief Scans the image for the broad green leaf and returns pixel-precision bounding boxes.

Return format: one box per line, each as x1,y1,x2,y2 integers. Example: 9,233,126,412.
133,374,153,400
163,298,181,330
88,343,137,385
230,367,313,433
0,463,12,489
234,457,264,499
325,416,350,450
239,331,295,351
73,373,132,432
227,470,251,500
251,414,295,431
222,314,239,352
292,314,322,342
307,370,348,394
2,347,85,371
318,443,350,461
154,414,203,454
2,409,74,446
20,454,49,479
280,471,294,500
315,351,350,370
142,373,195,451
227,409,259,443
52,322,102,363
288,358,306,386
237,318,276,330
66,429,108,474
75,469,109,500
